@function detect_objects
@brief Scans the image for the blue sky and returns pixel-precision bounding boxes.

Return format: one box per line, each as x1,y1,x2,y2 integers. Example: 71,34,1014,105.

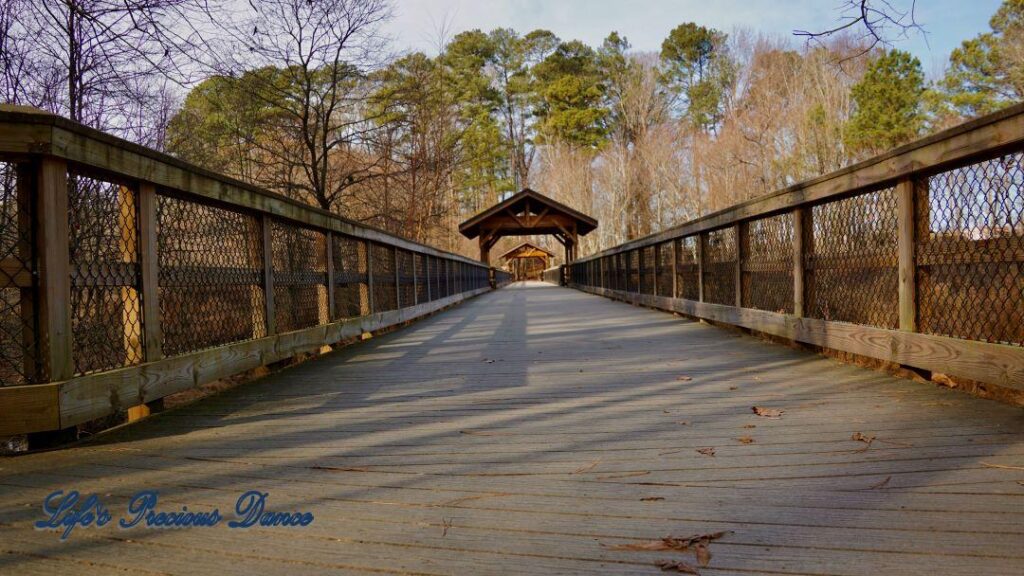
383,0,1003,76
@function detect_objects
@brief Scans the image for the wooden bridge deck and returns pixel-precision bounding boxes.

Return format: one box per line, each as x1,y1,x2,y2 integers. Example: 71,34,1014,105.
1,281,1023,575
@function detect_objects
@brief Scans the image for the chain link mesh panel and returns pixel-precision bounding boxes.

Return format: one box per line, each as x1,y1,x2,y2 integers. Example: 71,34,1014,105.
675,237,699,300
416,253,429,302
396,249,415,307
68,171,143,375
272,221,327,332
627,249,639,292
807,187,899,328
371,243,397,312
656,241,673,296
331,234,368,319
640,245,655,295
743,214,794,314
918,152,1024,345
702,228,736,306
0,162,37,385
158,194,264,357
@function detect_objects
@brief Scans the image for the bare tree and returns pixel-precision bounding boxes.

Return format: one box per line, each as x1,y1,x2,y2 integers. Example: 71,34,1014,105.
192,0,392,211
794,0,925,57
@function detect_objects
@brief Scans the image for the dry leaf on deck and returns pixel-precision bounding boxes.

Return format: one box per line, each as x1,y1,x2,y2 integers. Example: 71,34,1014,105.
696,447,716,457
743,424,756,429
695,541,712,566
656,560,700,574
736,436,755,444
606,531,730,553
640,496,666,501
752,406,783,418
851,432,876,452
677,375,693,381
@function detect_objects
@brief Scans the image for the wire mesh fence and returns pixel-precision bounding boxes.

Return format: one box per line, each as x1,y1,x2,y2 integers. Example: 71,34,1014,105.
676,236,699,301
702,227,736,306
332,234,369,319
0,161,37,385
371,243,397,312
743,214,794,314
918,152,1024,346
157,194,264,357
806,187,899,328
272,220,328,333
416,253,429,302
68,170,144,375
656,241,673,296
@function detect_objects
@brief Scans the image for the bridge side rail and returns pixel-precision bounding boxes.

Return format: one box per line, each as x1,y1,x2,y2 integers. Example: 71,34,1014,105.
569,102,1024,392
0,108,497,437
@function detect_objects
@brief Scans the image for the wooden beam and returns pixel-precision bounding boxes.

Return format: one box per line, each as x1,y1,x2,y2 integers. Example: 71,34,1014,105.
671,239,678,299
897,177,919,332
326,231,336,321
138,183,162,362
792,208,806,318
37,157,73,382
261,214,276,336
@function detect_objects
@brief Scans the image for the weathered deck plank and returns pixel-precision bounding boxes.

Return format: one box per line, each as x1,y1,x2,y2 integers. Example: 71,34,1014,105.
1,281,1023,575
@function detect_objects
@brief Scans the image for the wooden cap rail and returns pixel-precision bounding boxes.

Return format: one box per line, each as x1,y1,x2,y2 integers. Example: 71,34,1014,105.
569,102,1024,393
0,107,499,438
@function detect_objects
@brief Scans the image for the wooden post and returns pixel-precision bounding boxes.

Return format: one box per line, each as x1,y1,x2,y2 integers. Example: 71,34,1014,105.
393,247,401,308
652,246,659,296
425,256,432,301
138,183,161,362
735,223,745,308
637,248,645,294
697,233,706,303
412,253,418,305
792,207,806,318
365,242,375,314
260,214,276,336
37,158,74,382
897,177,920,332
671,239,678,299
325,231,335,321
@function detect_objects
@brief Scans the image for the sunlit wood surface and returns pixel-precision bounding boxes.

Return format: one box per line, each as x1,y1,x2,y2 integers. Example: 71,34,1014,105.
2,281,1022,575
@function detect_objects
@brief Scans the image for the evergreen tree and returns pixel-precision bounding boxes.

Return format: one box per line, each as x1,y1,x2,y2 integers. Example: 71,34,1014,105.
845,49,925,154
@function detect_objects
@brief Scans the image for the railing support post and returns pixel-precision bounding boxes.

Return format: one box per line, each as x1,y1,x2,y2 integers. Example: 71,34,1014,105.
365,242,375,314
671,239,678,299
260,214,276,336
325,231,335,321
412,253,418,305
897,177,921,332
36,158,73,382
735,223,745,308
792,207,806,318
697,233,706,303
138,183,162,362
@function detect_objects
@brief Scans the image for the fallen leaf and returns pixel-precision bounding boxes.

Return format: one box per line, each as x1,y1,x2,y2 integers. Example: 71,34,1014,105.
695,541,712,566
742,424,756,429
441,517,453,537
482,359,495,364
736,436,755,444
572,459,602,474
656,560,700,574
728,386,737,391
678,421,690,426
640,497,665,502
851,432,876,452
677,375,693,382
1017,481,1024,486
696,447,716,457
867,476,891,489
752,406,783,418
981,462,1024,471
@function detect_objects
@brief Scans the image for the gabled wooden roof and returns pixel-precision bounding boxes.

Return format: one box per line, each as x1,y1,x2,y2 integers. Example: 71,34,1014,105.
499,241,556,261
458,188,598,239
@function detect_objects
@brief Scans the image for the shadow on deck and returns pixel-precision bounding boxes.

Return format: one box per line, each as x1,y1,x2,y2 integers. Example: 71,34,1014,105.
1,281,1022,575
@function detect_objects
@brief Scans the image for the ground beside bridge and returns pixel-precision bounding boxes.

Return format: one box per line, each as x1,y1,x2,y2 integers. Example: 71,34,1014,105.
1,281,1022,575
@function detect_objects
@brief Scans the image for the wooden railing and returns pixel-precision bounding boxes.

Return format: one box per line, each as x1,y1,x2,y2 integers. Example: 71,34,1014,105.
0,106,498,438
541,266,563,285
569,102,1024,393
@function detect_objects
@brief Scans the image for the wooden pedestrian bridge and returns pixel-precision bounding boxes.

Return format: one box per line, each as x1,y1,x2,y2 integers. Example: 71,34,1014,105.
0,105,1023,575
